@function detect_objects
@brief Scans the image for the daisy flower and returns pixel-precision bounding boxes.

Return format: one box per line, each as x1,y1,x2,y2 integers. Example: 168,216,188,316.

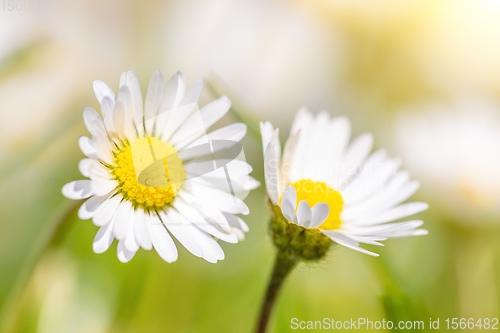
395,98,500,225
261,108,428,257
62,70,258,263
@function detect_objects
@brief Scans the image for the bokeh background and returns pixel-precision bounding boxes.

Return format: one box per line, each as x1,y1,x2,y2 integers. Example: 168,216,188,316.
1,0,500,332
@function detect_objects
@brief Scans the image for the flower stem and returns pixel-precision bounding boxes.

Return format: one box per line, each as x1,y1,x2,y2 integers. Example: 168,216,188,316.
255,249,300,333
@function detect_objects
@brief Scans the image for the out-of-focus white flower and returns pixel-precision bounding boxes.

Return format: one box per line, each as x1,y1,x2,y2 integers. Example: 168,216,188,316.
395,98,500,224
416,0,500,93
63,70,258,263
161,0,338,126
262,109,427,256
0,0,131,159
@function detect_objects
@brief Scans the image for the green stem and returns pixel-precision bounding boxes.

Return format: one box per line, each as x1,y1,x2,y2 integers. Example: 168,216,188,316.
255,249,300,333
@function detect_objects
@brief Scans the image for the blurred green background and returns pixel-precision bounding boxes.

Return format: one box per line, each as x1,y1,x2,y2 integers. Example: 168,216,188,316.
1,0,500,332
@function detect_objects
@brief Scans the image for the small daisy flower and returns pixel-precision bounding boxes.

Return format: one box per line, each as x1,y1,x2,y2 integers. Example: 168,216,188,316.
62,70,258,263
261,108,428,257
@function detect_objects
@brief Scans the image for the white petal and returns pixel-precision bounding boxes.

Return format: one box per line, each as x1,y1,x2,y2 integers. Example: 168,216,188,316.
296,200,311,228
125,70,144,127
91,179,117,196
62,180,93,199
231,228,245,241
113,201,133,241
83,107,106,137
159,71,185,111
178,190,231,232
340,243,379,256
324,228,382,255
134,210,153,250
173,198,238,243
169,109,210,149
148,215,178,263
93,80,116,104
340,133,373,183
321,230,360,247
373,220,425,237
224,212,249,233
384,228,428,238
199,95,231,129
184,158,253,180
341,171,413,219
179,123,247,160
280,186,297,223
89,162,112,180
92,194,122,227
263,129,281,205
117,240,137,263
341,149,387,193
309,203,330,229
163,210,202,257
342,154,401,204
348,235,386,246
329,116,351,157
93,220,115,254
124,211,140,253
91,126,114,164
144,70,165,131
184,180,249,215
157,103,198,142
282,185,297,207
78,136,98,159
208,122,247,142
164,209,224,263
190,175,259,194
342,220,424,237
119,71,127,88
78,194,109,220
375,181,421,213
179,80,204,106
113,84,134,138
78,152,109,181
289,109,313,182
78,158,100,178
101,96,116,134
346,202,429,225
325,117,352,189
260,121,275,153
185,159,254,182
304,111,330,180
280,130,300,192
290,107,313,135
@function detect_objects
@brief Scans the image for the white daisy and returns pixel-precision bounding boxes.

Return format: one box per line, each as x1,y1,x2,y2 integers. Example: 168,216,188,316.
395,98,500,224
261,108,428,257
62,70,258,263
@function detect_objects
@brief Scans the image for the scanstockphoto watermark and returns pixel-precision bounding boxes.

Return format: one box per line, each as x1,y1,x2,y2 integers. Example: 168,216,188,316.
1,0,54,11
291,318,424,331
291,317,499,331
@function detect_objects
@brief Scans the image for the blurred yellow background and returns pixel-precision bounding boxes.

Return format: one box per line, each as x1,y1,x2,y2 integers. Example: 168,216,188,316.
1,0,499,332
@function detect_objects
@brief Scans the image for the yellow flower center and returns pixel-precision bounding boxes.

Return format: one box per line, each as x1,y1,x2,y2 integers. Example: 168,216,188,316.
112,136,186,210
290,180,343,230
